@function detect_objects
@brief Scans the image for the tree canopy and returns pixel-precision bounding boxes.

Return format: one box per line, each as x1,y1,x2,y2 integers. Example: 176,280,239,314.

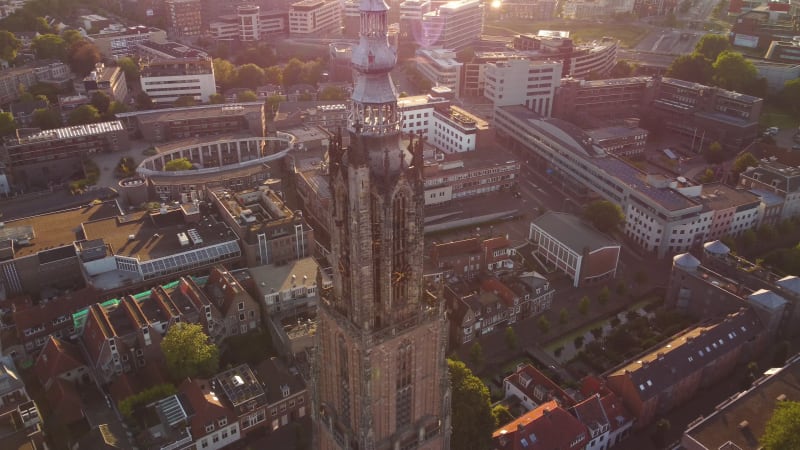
236,90,259,102
67,40,102,77
0,31,21,62
712,50,758,93
212,58,236,89
61,29,84,47
90,91,111,114
583,200,625,233
448,359,494,450
235,63,265,88
0,112,17,137
319,86,348,101
695,34,731,61
174,95,198,107
666,53,712,85
761,401,800,450
704,141,725,164
31,108,61,129
135,92,153,110
32,34,66,60
117,57,140,83
732,152,758,175
209,93,226,104
161,322,219,380
164,157,194,171
67,105,101,126
779,78,800,114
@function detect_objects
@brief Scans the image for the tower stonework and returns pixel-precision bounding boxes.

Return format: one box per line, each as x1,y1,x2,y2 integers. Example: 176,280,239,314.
311,0,451,449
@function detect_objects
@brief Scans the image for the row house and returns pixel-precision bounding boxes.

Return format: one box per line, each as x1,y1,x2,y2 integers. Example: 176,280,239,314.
492,400,588,450
431,235,515,280
444,278,513,346
578,377,635,450
739,159,800,224
140,359,309,449
503,364,576,411
78,266,261,383
0,356,44,449
33,336,91,427
605,308,765,428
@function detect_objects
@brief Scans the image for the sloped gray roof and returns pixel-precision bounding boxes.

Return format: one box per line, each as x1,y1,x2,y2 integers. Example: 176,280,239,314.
703,240,730,255
531,212,618,253
748,289,788,310
777,276,800,295
673,253,701,269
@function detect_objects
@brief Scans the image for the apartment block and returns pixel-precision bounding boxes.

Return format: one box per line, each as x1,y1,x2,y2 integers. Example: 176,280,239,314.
483,58,562,117
0,61,71,105
606,308,764,428
496,0,557,20
1,121,129,190
421,0,484,51
166,0,203,36
398,94,451,138
209,5,287,41
139,42,216,104
553,77,652,124
513,32,618,78
586,124,648,158
81,63,128,102
739,159,800,222
87,26,168,59
288,0,341,36
208,187,314,267
431,105,489,153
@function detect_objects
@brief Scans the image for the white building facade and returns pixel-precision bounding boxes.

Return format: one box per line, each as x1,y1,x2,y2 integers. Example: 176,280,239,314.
483,58,562,117
415,48,462,92
289,0,341,35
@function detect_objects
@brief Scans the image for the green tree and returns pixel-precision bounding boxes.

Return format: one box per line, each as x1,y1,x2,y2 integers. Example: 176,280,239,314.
732,152,758,175
31,108,61,129
704,141,725,163
264,65,283,85
90,91,111,114
448,359,494,450
584,200,625,233
282,58,304,86
236,90,259,102
609,60,636,78
559,308,569,325
0,112,16,137
492,404,514,427
209,93,225,104
615,281,627,297
758,224,776,241
117,57,140,83
633,271,648,287
469,341,484,365
161,322,219,380
579,296,590,315
35,16,51,34
712,51,757,92
174,95,197,107
319,86,348,101
762,401,800,449
538,315,551,334
105,101,129,120
164,157,193,171
32,34,66,60
772,340,790,368
118,383,177,419
301,59,324,85
235,63,265,88
61,29,84,47
0,31,21,62
135,91,153,110
779,78,800,114
740,228,757,249
654,418,672,447
666,52,713,84
212,58,236,89
599,286,611,305
695,34,731,61
67,104,101,125
504,326,517,350
698,168,716,183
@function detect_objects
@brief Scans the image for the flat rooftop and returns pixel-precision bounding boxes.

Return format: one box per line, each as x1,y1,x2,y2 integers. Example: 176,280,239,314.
586,126,647,141
249,257,320,295
282,125,331,144
697,184,760,211
153,132,256,154
398,95,449,109
5,121,123,146
531,211,618,253
117,103,263,124
81,209,235,261
683,356,800,449
4,202,121,258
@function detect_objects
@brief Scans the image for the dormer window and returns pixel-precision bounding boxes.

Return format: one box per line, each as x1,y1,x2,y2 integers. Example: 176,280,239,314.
238,302,245,311
281,384,290,398
218,417,227,427
205,423,215,433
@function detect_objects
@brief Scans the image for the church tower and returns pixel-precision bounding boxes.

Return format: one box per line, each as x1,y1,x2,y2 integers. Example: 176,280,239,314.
311,0,451,449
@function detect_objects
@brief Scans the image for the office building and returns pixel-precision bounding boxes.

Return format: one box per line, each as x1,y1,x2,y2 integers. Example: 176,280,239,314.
0,61,71,105
494,0,557,20
765,37,800,63
288,0,341,36
87,26,168,59
2,121,129,190
431,104,489,153
483,58,562,116
399,0,431,42
208,6,287,41
166,0,203,36
416,48,463,92
423,149,520,204
138,42,216,104
116,102,266,143
586,124,648,158
312,0,451,447
739,159,800,222
421,0,484,51
513,32,618,78
81,63,128,102
731,6,797,50
494,106,764,257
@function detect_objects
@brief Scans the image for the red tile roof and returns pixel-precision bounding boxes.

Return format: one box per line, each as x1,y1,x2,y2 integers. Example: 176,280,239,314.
481,278,516,307
493,400,588,450
572,394,609,437
179,379,237,438
433,238,481,259
45,378,85,425
505,364,577,407
599,391,633,432
13,287,101,331
34,336,86,386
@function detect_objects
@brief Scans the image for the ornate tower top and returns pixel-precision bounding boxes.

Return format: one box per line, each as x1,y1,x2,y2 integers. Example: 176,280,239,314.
349,0,401,139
